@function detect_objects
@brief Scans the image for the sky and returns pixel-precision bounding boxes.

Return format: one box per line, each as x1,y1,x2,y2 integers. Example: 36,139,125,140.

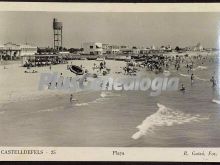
0,12,220,48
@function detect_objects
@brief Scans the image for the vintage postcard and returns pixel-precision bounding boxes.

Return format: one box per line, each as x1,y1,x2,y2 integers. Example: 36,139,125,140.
0,2,220,162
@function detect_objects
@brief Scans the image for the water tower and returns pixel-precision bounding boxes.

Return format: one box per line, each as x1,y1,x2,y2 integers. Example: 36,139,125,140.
53,18,63,51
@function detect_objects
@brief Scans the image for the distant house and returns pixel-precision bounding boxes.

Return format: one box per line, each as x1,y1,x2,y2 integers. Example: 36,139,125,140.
185,43,204,52
119,45,132,54
102,44,120,55
82,42,103,55
193,43,204,51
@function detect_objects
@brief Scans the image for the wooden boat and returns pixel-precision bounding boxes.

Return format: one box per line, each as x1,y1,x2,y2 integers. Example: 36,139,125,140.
69,65,84,75
87,57,97,60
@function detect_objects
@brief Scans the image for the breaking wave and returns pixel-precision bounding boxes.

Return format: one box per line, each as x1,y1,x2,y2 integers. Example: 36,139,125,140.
180,74,209,81
131,103,208,140
163,70,171,76
194,66,208,70
100,92,121,98
212,99,220,104
195,76,209,82
75,103,89,106
180,73,190,77
75,92,117,107
31,106,64,114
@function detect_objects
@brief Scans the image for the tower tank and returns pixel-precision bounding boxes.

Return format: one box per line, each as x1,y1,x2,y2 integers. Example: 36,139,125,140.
53,18,63,51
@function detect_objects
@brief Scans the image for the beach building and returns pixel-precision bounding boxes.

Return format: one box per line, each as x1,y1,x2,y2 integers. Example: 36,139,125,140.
3,42,21,60
119,45,132,54
139,48,149,55
0,45,4,60
193,43,204,51
82,42,103,55
185,43,204,52
103,44,120,55
132,47,140,55
20,44,38,56
0,42,37,60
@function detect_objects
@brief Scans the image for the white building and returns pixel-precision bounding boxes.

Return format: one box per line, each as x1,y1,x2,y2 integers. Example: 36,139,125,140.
193,43,204,51
0,42,37,59
103,44,120,55
132,47,140,54
20,44,37,56
82,42,103,55
186,43,204,52
119,45,132,54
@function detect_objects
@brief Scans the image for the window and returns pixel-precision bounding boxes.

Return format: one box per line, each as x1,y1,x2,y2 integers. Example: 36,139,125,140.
90,46,93,49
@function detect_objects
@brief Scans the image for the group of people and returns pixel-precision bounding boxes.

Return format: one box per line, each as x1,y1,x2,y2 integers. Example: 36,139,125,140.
139,53,218,93
171,54,217,92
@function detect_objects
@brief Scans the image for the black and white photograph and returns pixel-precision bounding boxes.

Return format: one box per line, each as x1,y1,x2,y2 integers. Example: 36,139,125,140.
1,4,220,158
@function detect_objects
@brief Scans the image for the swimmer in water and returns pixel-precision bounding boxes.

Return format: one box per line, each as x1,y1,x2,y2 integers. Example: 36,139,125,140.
70,94,77,103
210,76,216,87
191,73,194,84
180,84,186,92
70,94,73,103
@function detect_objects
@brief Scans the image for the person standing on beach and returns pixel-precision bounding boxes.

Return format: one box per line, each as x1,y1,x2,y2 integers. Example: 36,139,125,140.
60,73,64,86
191,73,194,84
100,62,103,71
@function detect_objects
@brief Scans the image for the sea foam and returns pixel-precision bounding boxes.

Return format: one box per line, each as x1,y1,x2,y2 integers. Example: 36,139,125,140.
195,76,209,82
101,92,121,98
131,103,208,140
180,73,209,81
74,92,117,107
35,106,64,113
212,99,220,104
180,74,190,77
195,66,208,70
